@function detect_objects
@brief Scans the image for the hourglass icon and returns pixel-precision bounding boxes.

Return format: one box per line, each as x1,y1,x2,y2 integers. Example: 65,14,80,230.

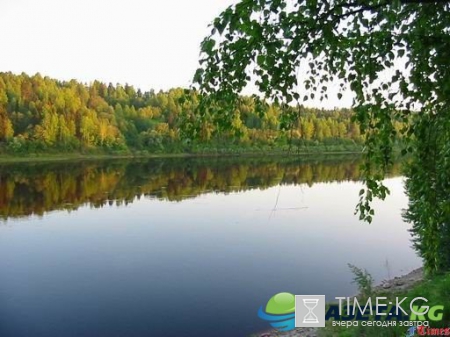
302,298,319,324
295,295,325,327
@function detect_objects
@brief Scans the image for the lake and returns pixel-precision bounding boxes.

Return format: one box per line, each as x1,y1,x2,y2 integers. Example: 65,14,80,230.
0,156,421,337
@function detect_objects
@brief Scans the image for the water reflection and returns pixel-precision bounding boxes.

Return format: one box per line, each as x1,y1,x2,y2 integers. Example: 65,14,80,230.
0,155,401,220
0,156,419,337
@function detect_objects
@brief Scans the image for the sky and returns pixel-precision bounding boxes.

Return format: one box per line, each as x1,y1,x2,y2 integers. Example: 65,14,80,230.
0,0,237,89
0,0,352,108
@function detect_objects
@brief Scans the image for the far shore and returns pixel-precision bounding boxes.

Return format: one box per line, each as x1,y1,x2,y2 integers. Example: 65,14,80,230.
0,149,363,164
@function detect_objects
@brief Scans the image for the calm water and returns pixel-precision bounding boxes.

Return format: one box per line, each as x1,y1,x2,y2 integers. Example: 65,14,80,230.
0,156,421,337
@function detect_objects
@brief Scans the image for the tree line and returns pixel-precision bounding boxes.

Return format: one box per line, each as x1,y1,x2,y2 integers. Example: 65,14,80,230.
0,72,390,154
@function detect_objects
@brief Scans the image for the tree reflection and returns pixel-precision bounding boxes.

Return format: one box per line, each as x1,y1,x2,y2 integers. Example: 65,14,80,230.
0,155,401,219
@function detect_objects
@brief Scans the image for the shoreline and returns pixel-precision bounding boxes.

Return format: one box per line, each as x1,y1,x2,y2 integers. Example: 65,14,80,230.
0,150,363,164
252,267,424,337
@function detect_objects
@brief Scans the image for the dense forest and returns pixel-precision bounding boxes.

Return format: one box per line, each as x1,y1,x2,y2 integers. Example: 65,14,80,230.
0,72,387,155
0,156,402,219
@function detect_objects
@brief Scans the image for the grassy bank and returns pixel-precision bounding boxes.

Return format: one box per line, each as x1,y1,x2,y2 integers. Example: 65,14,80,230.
0,144,364,163
321,272,450,337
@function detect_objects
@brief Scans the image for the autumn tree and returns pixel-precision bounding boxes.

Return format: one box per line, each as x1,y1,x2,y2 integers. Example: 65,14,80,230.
0,107,13,141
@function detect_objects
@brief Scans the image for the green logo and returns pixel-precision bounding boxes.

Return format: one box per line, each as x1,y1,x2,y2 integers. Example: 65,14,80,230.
258,292,296,331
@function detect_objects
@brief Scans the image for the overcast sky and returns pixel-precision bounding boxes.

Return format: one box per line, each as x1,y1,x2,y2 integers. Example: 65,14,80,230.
0,0,352,108
0,0,238,88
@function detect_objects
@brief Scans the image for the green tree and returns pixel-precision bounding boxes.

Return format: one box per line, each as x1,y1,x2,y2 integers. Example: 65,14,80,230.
194,0,450,273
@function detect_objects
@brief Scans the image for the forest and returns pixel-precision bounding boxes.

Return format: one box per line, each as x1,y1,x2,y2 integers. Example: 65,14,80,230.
0,72,390,156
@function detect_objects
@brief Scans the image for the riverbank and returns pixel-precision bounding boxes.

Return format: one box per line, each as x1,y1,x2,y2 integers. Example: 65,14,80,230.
0,148,364,164
322,268,450,337
252,267,425,337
